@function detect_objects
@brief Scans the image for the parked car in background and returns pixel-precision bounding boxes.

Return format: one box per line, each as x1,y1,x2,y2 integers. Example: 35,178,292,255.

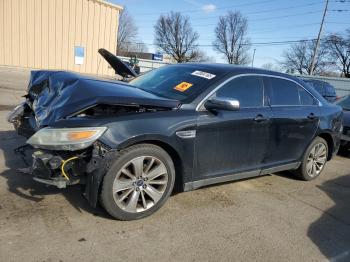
302,79,337,102
335,95,350,149
7,52,343,220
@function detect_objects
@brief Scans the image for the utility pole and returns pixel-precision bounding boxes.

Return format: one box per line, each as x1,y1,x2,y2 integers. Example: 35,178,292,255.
252,48,256,67
310,0,329,75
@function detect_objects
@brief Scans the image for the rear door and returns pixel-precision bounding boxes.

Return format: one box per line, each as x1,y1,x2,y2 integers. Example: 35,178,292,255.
263,76,320,166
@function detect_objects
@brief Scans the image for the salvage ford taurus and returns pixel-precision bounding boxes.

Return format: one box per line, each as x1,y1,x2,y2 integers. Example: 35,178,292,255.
8,51,342,220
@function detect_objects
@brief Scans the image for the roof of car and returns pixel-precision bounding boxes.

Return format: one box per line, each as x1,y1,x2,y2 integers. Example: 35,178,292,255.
303,79,332,85
171,62,297,79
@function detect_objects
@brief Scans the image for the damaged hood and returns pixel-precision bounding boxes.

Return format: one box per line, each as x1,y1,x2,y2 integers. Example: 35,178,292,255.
27,70,181,126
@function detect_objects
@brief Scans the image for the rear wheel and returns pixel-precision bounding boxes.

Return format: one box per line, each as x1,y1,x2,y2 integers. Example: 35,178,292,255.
101,144,175,220
296,137,328,180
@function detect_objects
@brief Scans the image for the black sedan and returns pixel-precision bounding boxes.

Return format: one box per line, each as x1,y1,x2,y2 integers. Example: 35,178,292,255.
335,95,350,149
303,79,338,102
8,55,342,220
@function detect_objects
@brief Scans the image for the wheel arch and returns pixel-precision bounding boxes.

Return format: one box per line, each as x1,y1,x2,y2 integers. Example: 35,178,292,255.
317,132,334,160
120,140,185,192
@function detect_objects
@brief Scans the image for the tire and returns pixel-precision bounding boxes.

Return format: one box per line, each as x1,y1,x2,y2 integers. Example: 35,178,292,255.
101,144,175,220
296,137,328,181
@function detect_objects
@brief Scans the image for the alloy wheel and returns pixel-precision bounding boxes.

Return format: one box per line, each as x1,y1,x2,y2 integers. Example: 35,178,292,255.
306,142,327,177
112,156,168,213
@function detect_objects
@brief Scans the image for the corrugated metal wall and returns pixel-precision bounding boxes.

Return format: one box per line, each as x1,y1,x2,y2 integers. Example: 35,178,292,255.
0,0,121,76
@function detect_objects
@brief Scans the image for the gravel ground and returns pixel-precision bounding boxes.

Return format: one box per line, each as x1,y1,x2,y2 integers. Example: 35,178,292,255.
1,66,350,262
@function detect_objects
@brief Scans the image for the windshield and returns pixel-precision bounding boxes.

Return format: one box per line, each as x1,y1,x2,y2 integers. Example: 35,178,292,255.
129,64,225,103
336,95,350,110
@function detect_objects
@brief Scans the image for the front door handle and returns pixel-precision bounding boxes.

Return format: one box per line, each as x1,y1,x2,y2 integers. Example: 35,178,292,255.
254,114,268,122
307,113,318,120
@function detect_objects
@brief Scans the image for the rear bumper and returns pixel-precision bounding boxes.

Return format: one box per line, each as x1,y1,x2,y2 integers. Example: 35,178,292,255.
341,134,350,142
340,133,350,149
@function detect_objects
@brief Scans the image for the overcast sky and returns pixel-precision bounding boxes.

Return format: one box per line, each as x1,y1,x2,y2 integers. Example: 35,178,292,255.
110,0,350,68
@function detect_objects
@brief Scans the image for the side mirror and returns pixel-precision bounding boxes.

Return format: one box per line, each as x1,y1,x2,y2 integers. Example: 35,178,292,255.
204,97,240,111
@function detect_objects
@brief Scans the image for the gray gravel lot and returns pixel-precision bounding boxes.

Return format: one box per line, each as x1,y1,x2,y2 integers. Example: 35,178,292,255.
1,66,350,262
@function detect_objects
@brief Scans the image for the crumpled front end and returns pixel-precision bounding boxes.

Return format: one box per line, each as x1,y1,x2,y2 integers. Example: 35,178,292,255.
8,70,180,206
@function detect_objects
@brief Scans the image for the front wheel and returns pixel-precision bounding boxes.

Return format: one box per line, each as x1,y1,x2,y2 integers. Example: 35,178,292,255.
101,144,175,220
296,137,328,181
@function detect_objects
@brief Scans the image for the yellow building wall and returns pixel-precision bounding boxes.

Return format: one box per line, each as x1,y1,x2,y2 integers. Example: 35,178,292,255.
0,0,121,76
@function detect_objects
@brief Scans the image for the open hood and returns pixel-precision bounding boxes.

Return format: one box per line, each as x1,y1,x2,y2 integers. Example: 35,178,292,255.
27,70,180,127
98,48,138,78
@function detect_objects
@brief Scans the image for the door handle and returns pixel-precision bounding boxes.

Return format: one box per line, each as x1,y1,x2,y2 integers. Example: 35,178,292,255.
254,114,268,122
307,113,318,120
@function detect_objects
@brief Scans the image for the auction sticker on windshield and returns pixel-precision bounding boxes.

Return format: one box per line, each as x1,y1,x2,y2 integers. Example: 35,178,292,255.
174,82,193,92
191,70,216,79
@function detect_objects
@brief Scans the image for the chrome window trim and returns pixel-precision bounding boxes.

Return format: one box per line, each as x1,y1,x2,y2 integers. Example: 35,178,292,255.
196,73,322,111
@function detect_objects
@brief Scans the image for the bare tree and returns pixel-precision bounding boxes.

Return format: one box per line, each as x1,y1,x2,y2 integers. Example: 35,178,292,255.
213,11,250,65
126,41,149,53
281,40,330,75
324,30,350,78
261,63,281,72
191,50,216,63
154,12,200,63
117,8,138,54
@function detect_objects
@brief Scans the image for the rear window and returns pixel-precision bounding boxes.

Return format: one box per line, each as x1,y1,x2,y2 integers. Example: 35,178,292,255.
306,81,325,94
129,65,224,103
325,84,336,96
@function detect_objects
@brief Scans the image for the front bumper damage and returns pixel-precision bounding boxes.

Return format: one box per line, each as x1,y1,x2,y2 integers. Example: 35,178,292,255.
15,142,113,207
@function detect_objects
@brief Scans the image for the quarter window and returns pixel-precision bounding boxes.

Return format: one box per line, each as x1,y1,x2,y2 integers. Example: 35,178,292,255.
298,87,316,105
215,76,264,108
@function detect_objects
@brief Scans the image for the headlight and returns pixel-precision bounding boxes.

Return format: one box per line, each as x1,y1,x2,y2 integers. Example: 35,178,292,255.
27,127,107,151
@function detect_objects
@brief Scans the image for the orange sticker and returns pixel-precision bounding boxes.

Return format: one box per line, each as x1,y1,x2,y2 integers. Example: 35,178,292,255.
174,82,193,92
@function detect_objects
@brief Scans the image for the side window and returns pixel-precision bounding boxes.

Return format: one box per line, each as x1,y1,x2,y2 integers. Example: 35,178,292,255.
325,84,336,96
313,82,325,94
298,86,316,105
268,77,300,106
216,76,264,108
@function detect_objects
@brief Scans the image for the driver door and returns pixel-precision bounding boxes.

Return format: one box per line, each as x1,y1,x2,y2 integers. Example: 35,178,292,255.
194,75,271,180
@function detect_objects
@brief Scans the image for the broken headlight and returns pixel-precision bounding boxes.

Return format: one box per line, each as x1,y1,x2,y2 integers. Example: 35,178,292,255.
27,127,107,151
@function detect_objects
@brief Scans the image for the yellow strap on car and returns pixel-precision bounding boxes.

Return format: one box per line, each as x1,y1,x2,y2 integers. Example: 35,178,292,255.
61,156,79,180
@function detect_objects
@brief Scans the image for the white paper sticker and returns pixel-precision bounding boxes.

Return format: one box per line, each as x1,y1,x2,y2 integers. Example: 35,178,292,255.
191,70,216,80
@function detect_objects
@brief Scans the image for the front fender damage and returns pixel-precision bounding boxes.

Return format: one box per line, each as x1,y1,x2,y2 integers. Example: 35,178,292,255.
83,143,117,207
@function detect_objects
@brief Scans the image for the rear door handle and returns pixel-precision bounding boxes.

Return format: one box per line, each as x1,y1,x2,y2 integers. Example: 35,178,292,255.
307,113,318,120
254,114,268,122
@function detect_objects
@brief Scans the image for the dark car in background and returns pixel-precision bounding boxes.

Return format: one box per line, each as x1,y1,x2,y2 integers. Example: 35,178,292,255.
7,51,342,220
303,79,337,102
335,95,350,149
